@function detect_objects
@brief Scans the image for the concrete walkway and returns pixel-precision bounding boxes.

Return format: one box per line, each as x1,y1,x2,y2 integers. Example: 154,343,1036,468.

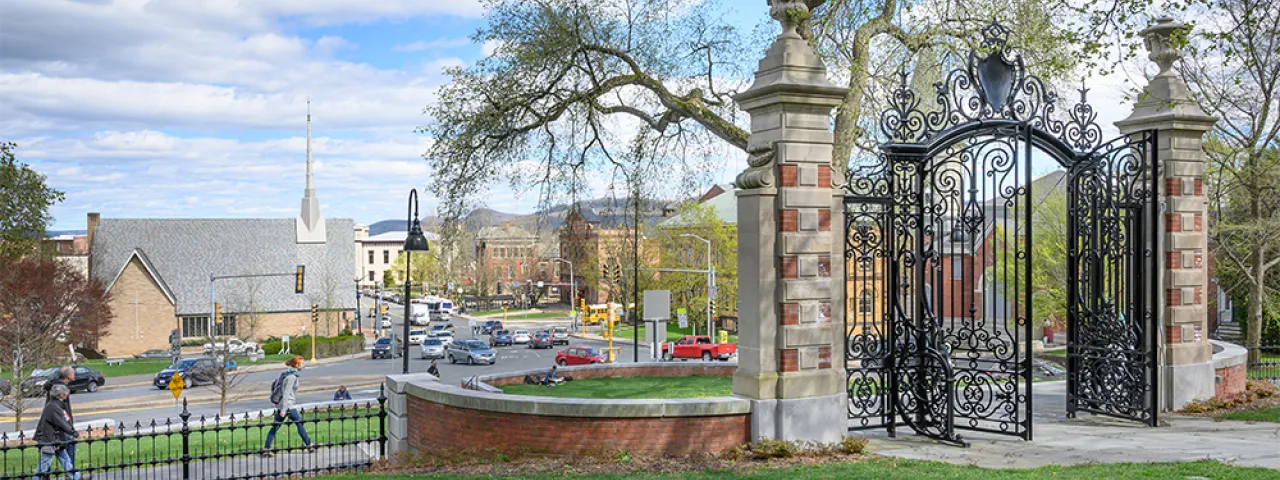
81,441,379,479
866,381,1280,469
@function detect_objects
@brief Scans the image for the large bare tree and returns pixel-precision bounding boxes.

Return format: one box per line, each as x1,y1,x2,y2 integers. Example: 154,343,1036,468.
1190,0,1280,359
421,0,1178,219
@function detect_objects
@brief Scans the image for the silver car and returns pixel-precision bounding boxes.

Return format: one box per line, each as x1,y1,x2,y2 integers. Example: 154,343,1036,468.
420,337,446,359
447,340,496,365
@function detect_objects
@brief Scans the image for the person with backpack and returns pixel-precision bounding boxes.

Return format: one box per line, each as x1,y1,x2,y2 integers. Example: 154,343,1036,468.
261,356,314,457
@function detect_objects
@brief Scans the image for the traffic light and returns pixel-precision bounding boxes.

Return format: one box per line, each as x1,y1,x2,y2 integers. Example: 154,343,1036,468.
613,263,622,282
602,264,611,283
311,303,319,323
214,302,222,323
709,298,716,316
295,265,305,294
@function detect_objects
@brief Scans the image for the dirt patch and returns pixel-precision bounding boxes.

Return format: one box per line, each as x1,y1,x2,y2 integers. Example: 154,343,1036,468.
372,439,869,477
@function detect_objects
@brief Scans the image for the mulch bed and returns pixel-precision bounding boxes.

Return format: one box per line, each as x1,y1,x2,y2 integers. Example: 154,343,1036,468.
1176,380,1280,420
372,446,867,477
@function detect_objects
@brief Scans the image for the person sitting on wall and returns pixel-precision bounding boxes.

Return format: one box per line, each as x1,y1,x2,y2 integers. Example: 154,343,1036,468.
333,385,352,401
540,365,561,386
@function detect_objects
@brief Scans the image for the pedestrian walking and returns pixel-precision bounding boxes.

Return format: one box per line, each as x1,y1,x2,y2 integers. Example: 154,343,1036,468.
34,384,78,480
43,367,76,467
261,356,315,457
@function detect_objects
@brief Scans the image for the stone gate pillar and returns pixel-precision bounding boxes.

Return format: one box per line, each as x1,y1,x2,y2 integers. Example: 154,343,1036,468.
733,0,847,442
1115,17,1217,410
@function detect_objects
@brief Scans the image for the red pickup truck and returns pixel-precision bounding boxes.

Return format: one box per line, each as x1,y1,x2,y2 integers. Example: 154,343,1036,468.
661,336,737,361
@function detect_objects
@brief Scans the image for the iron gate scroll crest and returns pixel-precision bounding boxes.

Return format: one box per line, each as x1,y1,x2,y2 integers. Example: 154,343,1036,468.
844,22,1160,446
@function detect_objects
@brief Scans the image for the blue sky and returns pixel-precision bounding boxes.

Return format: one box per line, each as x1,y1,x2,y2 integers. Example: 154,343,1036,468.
2,1,1139,231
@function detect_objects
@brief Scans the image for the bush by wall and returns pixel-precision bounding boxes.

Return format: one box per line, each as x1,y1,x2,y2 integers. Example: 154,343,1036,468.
261,334,362,358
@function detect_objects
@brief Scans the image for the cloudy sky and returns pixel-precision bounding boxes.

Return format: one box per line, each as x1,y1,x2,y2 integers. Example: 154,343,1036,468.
3,1,1144,231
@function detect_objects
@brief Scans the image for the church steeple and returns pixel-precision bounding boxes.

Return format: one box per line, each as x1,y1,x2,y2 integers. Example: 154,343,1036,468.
296,99,327,244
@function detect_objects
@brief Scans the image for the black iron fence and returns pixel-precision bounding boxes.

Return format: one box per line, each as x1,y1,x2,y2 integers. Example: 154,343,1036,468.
0,388,386,480
1247,346,1280,383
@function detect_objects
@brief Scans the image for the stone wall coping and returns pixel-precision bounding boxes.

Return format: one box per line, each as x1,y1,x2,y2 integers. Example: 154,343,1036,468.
471,361,732,386
399,363,750,418
1210,340,1247,370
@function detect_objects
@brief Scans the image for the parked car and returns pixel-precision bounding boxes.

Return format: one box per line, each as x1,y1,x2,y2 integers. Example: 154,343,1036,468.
555,347,606,366
380,316,393,329
490,329,514,347
202,338,261,355
447,340,496,365
551,326,570,345
430,330,454,346
420,337,447,359
408,329,428,345
512,330,532,344
23,366,106,396
482,321,504,335
528,331,554,349
134,349,172,359
660,336,737,362
372,337,401,359
153,358,217,389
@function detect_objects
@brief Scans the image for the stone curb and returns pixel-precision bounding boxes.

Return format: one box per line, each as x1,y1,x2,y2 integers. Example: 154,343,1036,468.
75,379,386,416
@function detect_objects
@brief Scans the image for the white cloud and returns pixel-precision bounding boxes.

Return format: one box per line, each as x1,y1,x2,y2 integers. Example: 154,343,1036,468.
393,38,473,53
481,39,505,57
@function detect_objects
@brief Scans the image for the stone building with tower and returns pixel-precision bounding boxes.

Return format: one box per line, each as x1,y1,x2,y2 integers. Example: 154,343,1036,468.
88,109,355,356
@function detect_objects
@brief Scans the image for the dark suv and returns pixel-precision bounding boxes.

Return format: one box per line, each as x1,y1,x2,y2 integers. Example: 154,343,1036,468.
154,358,218,389
372,337,401,359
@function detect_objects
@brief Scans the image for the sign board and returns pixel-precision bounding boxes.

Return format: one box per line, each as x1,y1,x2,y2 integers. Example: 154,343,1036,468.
537,281,544,288
677,308,688,329
708,286,717,297
642,290,671,320
168,373,185,399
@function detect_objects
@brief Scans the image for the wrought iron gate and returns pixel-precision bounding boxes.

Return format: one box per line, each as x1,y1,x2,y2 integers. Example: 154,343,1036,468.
844,22,1160,445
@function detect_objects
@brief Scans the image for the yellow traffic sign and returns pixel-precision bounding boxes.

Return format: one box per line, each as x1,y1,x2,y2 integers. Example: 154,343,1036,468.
168,372,184,399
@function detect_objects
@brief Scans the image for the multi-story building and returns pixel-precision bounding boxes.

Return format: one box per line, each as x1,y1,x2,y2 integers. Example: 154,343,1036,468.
473,223,564,299
355,227,439,289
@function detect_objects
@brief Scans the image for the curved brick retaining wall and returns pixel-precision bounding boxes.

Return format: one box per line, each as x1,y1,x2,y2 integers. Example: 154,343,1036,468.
387,363,750,456
1211,340,1247,398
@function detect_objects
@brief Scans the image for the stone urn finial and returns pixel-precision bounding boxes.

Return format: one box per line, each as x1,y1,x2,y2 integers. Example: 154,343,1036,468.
1140,16,1188,77
768,0,809,39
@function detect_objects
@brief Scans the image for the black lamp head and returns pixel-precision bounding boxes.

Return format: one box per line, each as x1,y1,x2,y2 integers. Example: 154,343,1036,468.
404,219,430,252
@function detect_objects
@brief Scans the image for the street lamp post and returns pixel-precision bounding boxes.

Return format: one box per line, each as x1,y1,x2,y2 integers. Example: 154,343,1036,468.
402,189,430,374
680,234,713,337
551,258,575,331
354,278,362,335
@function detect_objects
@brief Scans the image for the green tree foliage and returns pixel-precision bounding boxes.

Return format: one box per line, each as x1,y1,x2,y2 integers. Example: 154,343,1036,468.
420,0,1178,218
987,189,1069,331
389,250,443,295
0,142,63,259
652,202,738,332
1186,0,1280,357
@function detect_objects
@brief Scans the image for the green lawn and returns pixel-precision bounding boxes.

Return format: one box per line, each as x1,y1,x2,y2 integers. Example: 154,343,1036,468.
500,376,731,399
0,408,383,475
2,354,299,382
310,459,1277,479
1219,406,1280,423
613,323,737,344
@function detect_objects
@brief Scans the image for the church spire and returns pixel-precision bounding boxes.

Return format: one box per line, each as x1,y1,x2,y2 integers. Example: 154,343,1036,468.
296,98,326,243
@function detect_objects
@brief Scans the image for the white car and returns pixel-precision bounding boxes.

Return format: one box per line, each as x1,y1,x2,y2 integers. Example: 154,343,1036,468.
430,330,455,346
379,316,392,329
202,338,260,355
512,330,532,344
408,329,427,344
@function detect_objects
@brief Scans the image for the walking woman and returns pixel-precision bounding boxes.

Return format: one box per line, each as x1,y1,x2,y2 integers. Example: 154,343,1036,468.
261,355,315,456
34,384,79,480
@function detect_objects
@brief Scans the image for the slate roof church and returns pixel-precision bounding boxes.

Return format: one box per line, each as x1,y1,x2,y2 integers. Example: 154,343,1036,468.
88,110,356,356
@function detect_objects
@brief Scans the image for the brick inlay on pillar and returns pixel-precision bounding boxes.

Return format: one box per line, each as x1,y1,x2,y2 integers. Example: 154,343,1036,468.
780,349,799,372
781,210,798,232
817,209,831,232
780,164,798,187
781,257,798,279
816,165,831,187
1166,325,1182,344
818,346,832,369
782,303,799,325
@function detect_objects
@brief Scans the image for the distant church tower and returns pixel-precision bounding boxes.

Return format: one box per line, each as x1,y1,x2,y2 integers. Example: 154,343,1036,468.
296,100,327,243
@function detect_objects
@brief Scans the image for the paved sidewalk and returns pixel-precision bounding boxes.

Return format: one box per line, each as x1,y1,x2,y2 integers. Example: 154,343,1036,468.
866,380,1280,469
84,441,379,479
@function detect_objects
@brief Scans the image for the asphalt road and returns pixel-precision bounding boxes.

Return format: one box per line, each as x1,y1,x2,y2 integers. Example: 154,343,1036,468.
0,300,643,433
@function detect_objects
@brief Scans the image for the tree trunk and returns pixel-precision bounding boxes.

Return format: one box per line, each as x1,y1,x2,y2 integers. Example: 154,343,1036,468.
1248,261,1265,363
